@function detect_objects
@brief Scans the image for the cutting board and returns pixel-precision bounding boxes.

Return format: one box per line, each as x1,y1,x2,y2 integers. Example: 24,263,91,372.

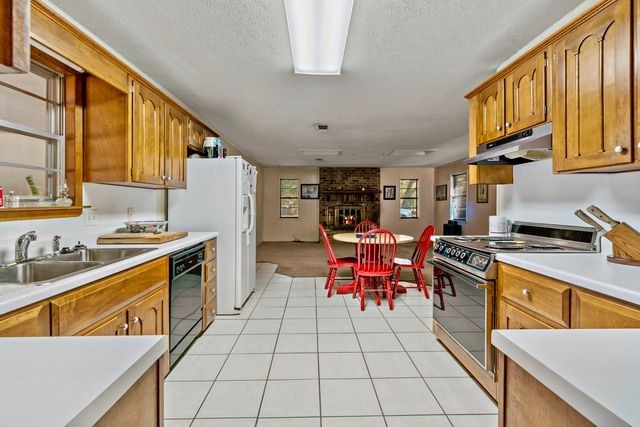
97,231,188,244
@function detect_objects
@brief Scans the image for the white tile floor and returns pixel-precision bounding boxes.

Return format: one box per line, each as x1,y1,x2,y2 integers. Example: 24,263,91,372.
165,263,497,426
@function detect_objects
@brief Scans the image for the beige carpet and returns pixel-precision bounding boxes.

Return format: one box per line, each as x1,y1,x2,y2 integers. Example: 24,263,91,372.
256,241,428,280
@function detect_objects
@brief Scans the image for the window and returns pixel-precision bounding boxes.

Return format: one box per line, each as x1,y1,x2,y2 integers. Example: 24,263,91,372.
450,172,467,221
280,179,299,218
399,179,418,219
0,61,65,206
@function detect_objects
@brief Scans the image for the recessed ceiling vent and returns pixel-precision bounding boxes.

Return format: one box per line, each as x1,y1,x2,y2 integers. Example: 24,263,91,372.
315,124,329,132
299,149,342,156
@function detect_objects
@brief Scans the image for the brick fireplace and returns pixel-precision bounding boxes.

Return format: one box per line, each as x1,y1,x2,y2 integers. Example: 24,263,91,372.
319,168,380,231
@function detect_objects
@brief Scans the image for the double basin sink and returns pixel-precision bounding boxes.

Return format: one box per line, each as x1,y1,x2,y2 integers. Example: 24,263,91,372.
0,248,155,285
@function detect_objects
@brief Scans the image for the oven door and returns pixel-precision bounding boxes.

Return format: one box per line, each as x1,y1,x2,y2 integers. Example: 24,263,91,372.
428,259,495,377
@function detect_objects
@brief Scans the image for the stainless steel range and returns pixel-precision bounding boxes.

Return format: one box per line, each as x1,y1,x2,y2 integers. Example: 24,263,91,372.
428,221,599,399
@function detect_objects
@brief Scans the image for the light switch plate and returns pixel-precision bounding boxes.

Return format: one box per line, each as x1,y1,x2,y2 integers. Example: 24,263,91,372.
85,208,98,226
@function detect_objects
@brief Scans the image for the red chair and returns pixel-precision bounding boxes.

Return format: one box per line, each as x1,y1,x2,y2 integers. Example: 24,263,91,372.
393,225,435,299
319,224,357,297
354,220,378,233
353,229,397,310
433,267,456,309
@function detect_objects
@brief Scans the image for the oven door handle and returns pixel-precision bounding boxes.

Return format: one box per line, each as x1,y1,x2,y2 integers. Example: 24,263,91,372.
427,258,492,288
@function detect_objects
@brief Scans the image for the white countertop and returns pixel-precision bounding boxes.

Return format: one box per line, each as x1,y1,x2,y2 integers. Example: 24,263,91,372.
492,329,640,427
0,231,218,316
0,335,168,426
496,252,640,306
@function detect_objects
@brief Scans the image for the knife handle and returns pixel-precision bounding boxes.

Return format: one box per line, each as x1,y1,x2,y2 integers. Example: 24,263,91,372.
586,205,620,228
574,209,604,232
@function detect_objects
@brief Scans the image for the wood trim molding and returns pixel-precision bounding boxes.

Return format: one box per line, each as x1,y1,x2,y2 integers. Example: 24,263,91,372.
0,0,30,73
0,206,82,221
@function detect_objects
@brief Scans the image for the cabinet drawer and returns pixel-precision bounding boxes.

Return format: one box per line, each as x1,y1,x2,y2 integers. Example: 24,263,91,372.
51,257,168,335
205,238,217,261
204,259,217,283
572,289,640,328
203,299,216,331
203,278,217,305
499,264,571,327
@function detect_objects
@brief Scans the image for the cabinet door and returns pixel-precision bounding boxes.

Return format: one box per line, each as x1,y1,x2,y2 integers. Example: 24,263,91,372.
164,103,187,188
128,288,168,336
476,80,505,144
132,80,165,185
500,302,555,330
188,119,205,151
0,302,50,337
553,0,632,172
82,311,128,336
505,52,547,134
572,289,640,328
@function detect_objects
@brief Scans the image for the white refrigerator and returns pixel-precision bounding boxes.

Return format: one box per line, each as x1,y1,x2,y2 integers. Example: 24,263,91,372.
168,156,257,315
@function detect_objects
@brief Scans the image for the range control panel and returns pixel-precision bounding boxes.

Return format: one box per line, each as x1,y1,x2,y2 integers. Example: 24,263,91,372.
433,240,492,272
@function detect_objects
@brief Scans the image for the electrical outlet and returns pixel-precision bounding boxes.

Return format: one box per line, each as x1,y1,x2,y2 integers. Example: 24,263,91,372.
127,207,134,221
85,208,98,226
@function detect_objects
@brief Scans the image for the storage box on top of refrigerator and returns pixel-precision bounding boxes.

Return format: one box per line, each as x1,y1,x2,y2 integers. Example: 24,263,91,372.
168,156,257,315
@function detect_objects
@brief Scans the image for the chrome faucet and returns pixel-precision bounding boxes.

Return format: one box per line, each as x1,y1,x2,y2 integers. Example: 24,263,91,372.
15,231,37,262
52,235,62,255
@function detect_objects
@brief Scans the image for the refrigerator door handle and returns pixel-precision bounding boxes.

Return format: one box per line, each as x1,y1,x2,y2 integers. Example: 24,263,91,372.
246,192,256,245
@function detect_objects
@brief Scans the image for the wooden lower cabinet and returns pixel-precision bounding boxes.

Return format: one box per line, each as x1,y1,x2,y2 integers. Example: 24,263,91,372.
129,287,168,336
0,302,50,337
572,289,640,328
51,257,168,336
83,311,128,336
202,238,217,331
95,360,163,426
502,357,593,427
501,302,555,330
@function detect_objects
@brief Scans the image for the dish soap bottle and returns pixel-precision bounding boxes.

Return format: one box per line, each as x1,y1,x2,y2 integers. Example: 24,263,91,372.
55,181,73,206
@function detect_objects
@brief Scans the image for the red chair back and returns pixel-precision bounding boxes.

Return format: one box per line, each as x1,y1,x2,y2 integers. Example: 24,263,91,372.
356,229,397,274
411,225,435,267
319,224,337,264
354,221,378,233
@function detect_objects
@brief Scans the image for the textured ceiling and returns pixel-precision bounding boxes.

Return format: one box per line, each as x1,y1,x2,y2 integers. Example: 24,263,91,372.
48,0,584,167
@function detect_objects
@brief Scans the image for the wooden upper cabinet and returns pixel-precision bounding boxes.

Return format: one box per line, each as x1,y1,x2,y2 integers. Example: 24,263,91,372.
504,52,547,134
188,119,206,151
132,80,165,186
476,80,505,145
164,103,187,188
552,0,633,172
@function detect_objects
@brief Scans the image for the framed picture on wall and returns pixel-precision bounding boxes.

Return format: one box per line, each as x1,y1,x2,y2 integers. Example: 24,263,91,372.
476,184,488,203
300,183,319,199
435,184,447,201
383,185,396,200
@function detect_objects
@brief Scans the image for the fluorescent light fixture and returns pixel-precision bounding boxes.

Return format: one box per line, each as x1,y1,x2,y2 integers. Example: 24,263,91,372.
284,0,354,75
390,149,439,156
299,149,343,156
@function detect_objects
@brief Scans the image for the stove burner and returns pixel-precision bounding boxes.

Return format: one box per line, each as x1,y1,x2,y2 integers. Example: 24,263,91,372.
453,236,479,242
484,244,525,250
527,244,562,250
481,236,513,242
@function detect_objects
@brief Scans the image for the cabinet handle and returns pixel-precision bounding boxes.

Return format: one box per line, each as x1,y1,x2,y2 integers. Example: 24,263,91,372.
132,316,140,324
167,176,172,180
614,145,625,154
120,323,129,333
496,125,502,131
522,288,530,296
637,142,640,149
505,122,512,128
161,175,166,180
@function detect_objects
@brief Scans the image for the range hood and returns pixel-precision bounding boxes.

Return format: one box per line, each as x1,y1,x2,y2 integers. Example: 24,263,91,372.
465,122,552,165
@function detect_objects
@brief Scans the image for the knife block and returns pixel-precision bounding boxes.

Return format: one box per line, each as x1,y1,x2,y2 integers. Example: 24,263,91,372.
604,222,640,266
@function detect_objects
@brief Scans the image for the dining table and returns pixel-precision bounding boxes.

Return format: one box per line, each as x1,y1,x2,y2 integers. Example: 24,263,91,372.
332,232,414,295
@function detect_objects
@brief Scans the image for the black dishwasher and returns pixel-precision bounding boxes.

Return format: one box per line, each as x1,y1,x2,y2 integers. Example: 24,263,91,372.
169,243,205,369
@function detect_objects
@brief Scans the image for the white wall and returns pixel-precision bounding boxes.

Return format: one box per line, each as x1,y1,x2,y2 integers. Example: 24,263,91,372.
497,158,640,253
0,183,164,263
380,168,435,240
261,167,320,242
